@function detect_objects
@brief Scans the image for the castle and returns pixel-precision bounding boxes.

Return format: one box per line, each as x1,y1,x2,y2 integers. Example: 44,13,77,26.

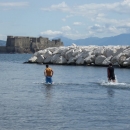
0,36,64,53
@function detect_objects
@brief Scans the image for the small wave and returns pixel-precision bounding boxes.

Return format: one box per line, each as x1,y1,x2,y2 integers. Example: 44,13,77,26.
33,82,44,84
101,81,127,86
33,82,87,86
99,80,130,89
33,81,130,90
54,82,87,86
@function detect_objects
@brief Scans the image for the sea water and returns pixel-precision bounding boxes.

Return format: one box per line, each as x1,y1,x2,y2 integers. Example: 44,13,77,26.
0,54,130,130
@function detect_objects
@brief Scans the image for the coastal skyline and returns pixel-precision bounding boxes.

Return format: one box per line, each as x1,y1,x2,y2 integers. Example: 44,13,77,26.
0,0,130,40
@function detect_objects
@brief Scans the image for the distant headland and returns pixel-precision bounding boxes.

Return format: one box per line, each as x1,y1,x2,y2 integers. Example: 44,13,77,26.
0,36,63,53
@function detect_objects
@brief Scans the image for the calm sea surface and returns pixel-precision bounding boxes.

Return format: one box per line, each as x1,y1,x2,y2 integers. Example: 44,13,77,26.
0,54,130,130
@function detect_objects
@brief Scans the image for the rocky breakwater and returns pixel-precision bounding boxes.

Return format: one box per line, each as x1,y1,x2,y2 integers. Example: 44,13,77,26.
27,44,130,68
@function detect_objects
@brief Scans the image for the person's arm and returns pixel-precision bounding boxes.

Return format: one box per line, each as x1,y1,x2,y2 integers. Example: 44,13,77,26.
51,70,53,76
44,69,46,76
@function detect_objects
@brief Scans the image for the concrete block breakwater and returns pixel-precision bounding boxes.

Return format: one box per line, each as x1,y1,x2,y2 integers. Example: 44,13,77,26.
28,44,130,68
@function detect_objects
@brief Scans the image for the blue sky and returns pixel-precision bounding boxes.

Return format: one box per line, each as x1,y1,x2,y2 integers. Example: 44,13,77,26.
0,0,130,40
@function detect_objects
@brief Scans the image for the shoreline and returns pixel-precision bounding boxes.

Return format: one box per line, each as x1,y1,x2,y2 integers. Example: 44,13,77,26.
23,61,130,69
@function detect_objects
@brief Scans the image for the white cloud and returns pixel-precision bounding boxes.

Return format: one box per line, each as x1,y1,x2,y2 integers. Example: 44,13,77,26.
0,2,28,7
41,1,130,15
88,24,106,35
40,1,130,38
41,2,70,12
61,26,71,31
41,27,72,39
62,18,66,22
40,19,130,39
87,22,130,37
63,32,88,40
93,17,130,29
41,30,62,38
40,28,87,40
66,15,73,18
73,22,82,25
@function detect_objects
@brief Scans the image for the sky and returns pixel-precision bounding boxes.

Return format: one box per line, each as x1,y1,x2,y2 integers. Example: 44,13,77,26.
0,0,130,40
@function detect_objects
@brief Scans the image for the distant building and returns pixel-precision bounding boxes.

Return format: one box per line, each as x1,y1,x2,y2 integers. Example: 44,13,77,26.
0,36,64,53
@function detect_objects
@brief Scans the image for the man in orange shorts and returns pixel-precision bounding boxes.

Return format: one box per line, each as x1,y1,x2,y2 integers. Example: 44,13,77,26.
44,64,54,84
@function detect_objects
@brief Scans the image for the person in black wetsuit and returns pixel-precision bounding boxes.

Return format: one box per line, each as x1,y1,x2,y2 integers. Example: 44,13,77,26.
107,63,115,82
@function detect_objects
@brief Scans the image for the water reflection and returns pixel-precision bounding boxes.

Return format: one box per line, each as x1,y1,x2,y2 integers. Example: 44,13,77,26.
41,84,53,100
107,88,115,97
45,85,53,99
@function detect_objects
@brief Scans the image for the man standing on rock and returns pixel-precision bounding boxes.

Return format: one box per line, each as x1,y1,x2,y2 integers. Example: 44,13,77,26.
107,63,115,82
44,64,54,84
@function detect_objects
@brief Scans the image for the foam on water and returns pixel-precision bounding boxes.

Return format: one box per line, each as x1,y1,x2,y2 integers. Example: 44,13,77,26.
100,81,127,86
100,75,130,88
33,75,130,89
43,82,54,86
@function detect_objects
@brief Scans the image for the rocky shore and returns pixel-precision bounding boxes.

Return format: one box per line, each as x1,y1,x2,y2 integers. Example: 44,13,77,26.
26,44,130,68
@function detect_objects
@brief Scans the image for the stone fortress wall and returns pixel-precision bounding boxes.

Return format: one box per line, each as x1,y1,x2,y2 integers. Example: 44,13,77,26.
0,36,63,53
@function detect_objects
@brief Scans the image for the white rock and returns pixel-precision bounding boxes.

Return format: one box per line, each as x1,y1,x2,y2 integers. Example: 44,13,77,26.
44,56,52,63
93,47,105,56
95,55,106,65
104,48,117,57
65,49,74,60
68,46,76,49
123,62,130,66
51,54,61,63
125,57,130,62
46,47,57,53
118,55,127,65
123,56,130,66
122,48,130,57
34,49,47,57
111,53,122,64
60,47,70,56
80,51,92,58
102,56,112,65
73,51,84,60
53,47,66,54
114,47,124,56
36,55,45,63
76,57,84,64
72,48,82,57
44,50,52,58
52,49,60,54
72,43,77,47
55,56,67,64
28,56,37,62
84,55,95,64
67,57,76,64
81,48,93,53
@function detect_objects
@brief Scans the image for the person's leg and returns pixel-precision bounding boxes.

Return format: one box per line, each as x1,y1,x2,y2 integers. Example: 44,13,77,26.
46,76,52,83
112,76,115,82
46,76,49,83
112,78,115,82
48,77,52,84
108,77,111,82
